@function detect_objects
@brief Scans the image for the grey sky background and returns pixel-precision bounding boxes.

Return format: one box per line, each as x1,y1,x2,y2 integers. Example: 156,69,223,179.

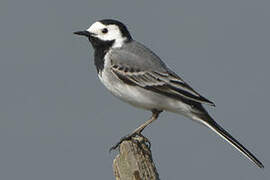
0,0,269,179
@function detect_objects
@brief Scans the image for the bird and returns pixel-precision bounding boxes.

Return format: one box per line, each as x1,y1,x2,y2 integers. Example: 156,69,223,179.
74,19,264,168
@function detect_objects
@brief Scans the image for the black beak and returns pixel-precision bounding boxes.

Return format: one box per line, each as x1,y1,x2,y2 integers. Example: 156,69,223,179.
73,30,93,37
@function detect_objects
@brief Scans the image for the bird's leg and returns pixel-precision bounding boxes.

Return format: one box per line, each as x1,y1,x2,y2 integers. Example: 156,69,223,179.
131,109,162,135
109,110,162,152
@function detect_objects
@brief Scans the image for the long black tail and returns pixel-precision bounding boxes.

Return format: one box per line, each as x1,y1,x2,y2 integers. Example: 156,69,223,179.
197,114,264,168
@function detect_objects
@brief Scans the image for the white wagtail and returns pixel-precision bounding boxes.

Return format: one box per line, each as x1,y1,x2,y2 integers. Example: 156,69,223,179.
74,19,263,168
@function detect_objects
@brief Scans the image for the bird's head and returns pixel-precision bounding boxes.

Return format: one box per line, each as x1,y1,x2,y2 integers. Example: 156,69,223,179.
74,19,132,49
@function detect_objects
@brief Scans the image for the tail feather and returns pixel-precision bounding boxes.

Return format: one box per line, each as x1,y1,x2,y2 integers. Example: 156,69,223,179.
197,114,264,168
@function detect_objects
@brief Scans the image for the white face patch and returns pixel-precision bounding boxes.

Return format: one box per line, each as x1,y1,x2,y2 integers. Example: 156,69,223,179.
87,21,127,48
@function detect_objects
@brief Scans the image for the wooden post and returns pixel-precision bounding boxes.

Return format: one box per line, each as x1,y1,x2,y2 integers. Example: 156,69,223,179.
113,136,160,180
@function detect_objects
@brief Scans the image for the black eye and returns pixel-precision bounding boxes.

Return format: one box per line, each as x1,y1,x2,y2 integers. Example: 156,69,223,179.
102,28,108,34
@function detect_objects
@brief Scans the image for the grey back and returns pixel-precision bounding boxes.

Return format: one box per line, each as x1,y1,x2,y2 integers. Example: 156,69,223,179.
109,41,168,72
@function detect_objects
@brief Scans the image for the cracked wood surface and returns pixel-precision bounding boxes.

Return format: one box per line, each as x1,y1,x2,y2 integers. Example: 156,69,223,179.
113,137,160,180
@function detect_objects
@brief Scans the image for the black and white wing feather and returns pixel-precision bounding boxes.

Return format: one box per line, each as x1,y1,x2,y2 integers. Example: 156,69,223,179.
109,41,215,106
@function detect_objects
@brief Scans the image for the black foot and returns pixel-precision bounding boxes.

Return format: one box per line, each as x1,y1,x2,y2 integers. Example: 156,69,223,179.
140,135,151,149
109,133,152,152
109,133,137,152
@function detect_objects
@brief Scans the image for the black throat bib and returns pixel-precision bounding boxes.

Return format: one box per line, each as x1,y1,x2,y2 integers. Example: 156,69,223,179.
88,36,114,73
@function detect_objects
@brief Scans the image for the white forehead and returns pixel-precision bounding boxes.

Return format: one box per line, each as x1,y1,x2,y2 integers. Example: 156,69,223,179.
87,22,105,32
87,21,120,32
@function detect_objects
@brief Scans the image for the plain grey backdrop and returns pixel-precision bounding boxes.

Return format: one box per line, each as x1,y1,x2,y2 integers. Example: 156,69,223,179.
0,0,269,179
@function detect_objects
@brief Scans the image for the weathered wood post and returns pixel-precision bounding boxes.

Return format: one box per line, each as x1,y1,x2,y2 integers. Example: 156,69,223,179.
113,136,160,180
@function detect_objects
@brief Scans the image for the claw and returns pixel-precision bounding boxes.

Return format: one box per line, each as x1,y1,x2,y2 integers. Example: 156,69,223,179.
109,133,137,152
109,132,152,153
142,136,151,149
135,133,151,149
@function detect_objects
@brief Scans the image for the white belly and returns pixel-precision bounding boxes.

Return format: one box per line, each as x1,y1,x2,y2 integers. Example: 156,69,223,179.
98,68,192,116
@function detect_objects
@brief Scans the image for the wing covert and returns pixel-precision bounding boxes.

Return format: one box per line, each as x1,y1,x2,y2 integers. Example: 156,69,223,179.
110,62,215,106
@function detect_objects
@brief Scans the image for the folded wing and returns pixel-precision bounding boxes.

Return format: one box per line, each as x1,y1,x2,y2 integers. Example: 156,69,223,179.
111,64,215,106
109,41,215,106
